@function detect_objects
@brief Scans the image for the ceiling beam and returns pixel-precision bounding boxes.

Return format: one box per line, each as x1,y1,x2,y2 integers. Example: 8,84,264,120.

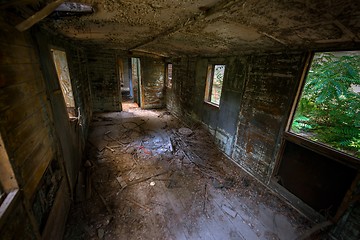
129,0,244,51
15,0,65,32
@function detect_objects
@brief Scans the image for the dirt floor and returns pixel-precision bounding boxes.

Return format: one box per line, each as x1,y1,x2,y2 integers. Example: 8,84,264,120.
64,106,314,240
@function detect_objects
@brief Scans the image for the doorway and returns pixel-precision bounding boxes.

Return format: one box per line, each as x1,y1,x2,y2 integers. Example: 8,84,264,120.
130,58,142,107
118,58,142,111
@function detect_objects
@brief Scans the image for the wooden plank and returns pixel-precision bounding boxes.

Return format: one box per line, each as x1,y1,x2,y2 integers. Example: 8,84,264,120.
283,132,360,167
13,127,49,167
15,0,65,32
269,180,325,223
0,135,18,191
0,81,46,111
0,191,38,240
0,63,42,88
152,181,193,240
0,93,46,131
0,21,34,47
208,188,263,239
23,147,54,199
0,190,20,228
20,138,53,182
0,42,38,65
334,172,360,221
6,108,46,151
41,180,71,240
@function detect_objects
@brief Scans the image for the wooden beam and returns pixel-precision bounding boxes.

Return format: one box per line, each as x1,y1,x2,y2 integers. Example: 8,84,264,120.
129,0,244,50
258,31,287,45
15,0,65,32
333,20,357,40
129,49,169,58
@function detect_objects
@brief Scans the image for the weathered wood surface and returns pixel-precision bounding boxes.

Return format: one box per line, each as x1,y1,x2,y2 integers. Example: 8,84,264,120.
15,0,65,32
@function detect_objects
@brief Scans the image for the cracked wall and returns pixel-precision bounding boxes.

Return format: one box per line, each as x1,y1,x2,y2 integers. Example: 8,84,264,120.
87,49,121,112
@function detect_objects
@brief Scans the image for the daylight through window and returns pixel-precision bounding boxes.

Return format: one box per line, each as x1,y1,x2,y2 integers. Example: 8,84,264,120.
51,49,76,117
166,63,173,88
204,64,225,106
290,51,360,158
0,133,18,211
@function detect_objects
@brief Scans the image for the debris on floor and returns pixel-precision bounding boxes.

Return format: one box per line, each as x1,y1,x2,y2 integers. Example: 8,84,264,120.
64,108,313,240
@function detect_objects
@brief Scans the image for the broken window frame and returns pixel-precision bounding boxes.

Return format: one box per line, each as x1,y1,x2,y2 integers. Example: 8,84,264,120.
204,64,226,107
166,63,173,88
0,133,19,229
50,48,77,118
283,51,360,164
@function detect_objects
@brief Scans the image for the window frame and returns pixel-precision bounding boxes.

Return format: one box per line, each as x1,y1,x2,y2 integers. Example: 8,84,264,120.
284,51,359,165
166,63,172,88
50,48,77,118
0,133,19,230
204,64,226,107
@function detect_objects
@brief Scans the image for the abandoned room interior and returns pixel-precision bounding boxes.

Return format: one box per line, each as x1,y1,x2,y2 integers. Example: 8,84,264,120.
0,0,359,239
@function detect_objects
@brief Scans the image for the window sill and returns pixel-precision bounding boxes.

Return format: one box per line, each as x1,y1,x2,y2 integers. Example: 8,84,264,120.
0,189,20,230
204,101,220,109
283,132,360,166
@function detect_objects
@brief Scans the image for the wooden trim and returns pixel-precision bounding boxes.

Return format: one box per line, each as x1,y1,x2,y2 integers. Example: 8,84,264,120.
334,171,360,221
285,52,313,131
23,196,42,240
284,132,360,167
204,101,220,109
268,180,325,223
138,58,145,109
204,64,226,106
204,64,212,102
0,189,20,230
116,56,124,111
165,63,173,88
41,179,70,240
0,135,18,192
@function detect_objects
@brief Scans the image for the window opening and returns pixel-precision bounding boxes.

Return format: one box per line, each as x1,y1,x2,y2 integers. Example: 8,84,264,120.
289,51,360,158
204,64,225,106
0,133,18,222
166,63,173,88
131,58,142,107
0,183,5,206
51,49,76,118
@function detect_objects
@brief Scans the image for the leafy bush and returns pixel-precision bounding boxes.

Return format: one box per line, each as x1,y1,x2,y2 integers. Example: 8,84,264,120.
291,52,360,158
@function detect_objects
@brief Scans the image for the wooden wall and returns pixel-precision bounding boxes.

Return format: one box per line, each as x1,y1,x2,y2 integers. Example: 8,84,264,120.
0,11,92,240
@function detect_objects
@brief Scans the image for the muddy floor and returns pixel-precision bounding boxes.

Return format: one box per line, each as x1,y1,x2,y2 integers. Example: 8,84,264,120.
64,107,313,240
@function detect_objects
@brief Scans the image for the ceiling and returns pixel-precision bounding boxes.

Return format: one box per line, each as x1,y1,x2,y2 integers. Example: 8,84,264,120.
5,0,360,56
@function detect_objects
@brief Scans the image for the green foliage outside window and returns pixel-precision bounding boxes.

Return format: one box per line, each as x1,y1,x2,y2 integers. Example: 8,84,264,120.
291,52,360,158
210,65,225,105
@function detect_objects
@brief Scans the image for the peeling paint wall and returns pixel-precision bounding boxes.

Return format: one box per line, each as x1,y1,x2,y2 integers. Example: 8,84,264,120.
233,53,306,180
167,51,360,239
166,57,197,119
140,57,166,109
87,49,121,112
167,52,305,180
167,56,247,157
